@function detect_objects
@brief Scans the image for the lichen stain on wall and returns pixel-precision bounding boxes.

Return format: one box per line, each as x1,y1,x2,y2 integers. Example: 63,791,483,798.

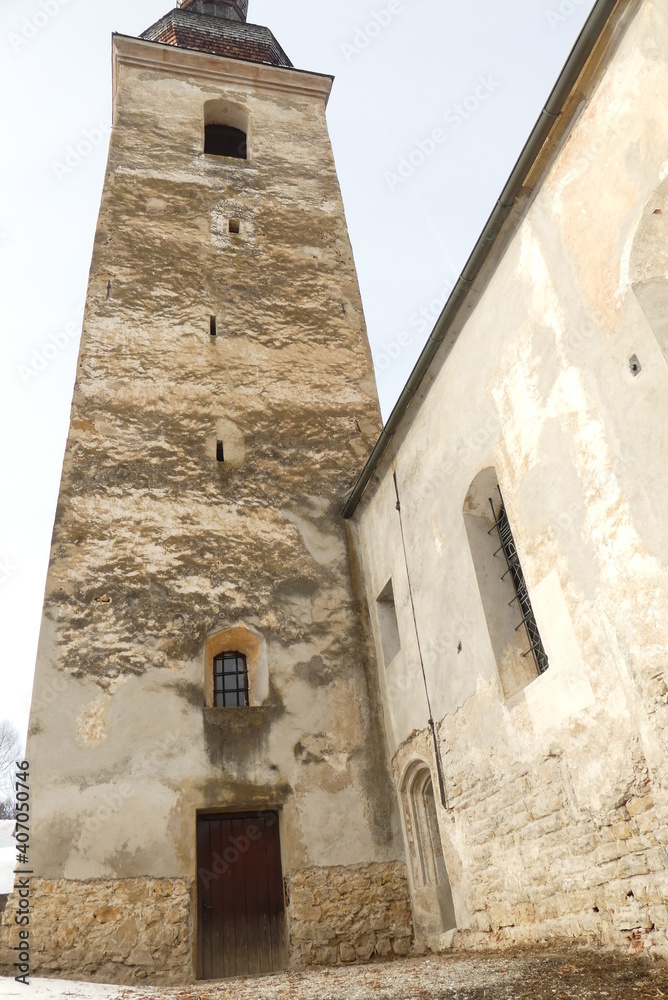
76,696,109,744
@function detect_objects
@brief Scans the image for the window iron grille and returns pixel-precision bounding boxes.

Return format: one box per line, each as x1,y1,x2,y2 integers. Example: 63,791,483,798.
488,493,549,677
213,651,249,707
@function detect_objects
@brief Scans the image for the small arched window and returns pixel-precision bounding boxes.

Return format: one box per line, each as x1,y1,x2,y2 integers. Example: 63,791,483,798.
203,99,249,160
213,651,249,707
205,624,267,709
204,124,247,159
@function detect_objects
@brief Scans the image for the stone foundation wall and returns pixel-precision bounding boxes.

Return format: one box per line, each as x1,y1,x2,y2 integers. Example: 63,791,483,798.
0,877,194,985
443,756,668,962
0,866,413,983
287,861,413,967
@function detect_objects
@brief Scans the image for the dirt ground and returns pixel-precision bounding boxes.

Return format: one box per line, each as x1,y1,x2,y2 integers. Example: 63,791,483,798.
112,949,668,1000
2,949,668,999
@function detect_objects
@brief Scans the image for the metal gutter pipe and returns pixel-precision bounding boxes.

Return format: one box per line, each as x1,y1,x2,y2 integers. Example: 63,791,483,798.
342,0,620,520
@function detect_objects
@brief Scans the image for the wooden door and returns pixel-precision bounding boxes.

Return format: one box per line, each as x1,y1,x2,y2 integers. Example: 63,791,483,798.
197,812,287,980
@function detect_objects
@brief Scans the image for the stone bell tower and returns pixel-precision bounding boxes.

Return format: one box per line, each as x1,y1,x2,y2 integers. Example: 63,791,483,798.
0,0,413,987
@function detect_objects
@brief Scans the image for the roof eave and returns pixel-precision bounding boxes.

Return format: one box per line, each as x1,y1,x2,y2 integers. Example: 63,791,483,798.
111,32,334,112
342,0,627,520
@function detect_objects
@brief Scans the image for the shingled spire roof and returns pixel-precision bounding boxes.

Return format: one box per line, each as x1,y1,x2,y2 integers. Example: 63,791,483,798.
141,0,292,67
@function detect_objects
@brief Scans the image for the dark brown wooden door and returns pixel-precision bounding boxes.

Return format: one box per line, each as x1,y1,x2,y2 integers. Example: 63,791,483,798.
197,812,287,980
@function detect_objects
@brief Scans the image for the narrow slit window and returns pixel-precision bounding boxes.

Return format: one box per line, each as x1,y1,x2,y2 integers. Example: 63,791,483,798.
205,124,247,160
210,316,217,337
213,651,249,708
216,440,225,463
229,219,240,235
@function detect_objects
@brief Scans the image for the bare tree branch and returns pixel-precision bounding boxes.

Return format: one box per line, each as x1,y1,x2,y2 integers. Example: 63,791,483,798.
0,720,22,807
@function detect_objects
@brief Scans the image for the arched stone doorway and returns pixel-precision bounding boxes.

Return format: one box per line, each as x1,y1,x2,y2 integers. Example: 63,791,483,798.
400,760,456,941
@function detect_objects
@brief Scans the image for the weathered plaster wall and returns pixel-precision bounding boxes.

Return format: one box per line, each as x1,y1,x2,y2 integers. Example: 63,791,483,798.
353,0,668,962
1,34,403,983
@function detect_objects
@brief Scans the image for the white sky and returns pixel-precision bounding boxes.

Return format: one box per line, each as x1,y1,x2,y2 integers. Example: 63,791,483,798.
0,0,596,742
0,820,15,893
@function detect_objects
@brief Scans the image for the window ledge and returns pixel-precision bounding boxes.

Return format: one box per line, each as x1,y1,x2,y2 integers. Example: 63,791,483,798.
203,705,275,727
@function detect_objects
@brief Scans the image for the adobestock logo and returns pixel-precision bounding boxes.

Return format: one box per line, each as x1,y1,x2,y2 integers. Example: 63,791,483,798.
340,1,405,62
0,558,16,587
375,279,454,374
18,306,84,385
51,119,112,181
545,0,590,30
8,0,76,53
385,75,502,192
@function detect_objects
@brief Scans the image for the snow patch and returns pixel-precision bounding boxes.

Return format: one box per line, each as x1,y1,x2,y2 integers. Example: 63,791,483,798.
0,821,15,894
0,979,129,998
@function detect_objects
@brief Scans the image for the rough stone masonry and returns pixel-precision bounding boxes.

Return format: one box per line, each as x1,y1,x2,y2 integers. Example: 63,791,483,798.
0,2,410,985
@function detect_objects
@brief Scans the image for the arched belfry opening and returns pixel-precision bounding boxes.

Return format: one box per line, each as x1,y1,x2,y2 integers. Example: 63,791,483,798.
401,760,456,939
203,99,249,160
205,124,247,159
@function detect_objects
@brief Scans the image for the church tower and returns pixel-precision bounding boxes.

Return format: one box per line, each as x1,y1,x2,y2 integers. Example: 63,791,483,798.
1,0,412,985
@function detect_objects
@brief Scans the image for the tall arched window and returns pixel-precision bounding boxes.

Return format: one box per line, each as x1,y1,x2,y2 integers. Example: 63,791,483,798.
401,761,456,937
213,651,249,707
463,468,548,699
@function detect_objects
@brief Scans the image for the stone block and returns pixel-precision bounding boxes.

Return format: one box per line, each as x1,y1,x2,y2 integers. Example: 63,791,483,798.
611,822,633,842
627,796,654,818
376,937,392,957
354,937,376,961
94,906,124,924
339,943,357,963
313,946,338,965
489,902,514,928
290,904,321,923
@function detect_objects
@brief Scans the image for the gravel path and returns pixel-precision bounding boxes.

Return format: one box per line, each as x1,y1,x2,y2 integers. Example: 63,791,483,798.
2,949,667,999
117,951,668,1000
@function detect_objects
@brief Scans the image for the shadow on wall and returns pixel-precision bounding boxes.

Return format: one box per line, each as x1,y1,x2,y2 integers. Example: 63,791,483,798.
629,185,668,367
463,468,540,699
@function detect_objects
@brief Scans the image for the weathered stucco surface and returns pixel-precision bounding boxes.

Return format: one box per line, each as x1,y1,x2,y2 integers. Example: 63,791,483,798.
0,31,404,983
353,0,668,963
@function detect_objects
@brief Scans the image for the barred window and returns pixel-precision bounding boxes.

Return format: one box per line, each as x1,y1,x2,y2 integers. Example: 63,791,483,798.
213,651,249,708
491,497,549,677
463,468,548,699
